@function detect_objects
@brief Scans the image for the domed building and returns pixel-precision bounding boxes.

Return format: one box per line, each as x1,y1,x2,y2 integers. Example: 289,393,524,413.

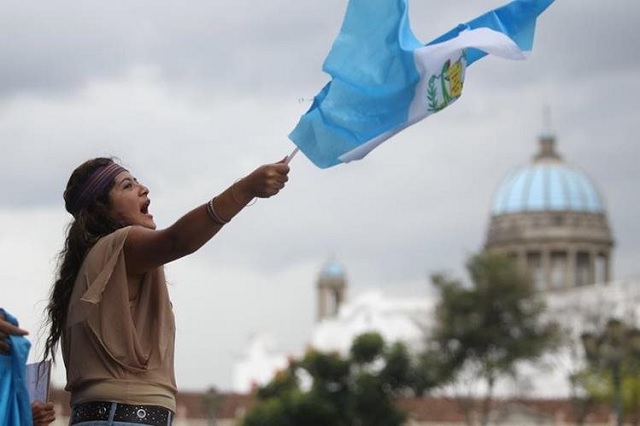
485,133,614,292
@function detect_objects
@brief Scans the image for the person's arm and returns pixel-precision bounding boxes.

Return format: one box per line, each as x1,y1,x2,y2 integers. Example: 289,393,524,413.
0,310,28,355
124,160,290,274
31,401,56,426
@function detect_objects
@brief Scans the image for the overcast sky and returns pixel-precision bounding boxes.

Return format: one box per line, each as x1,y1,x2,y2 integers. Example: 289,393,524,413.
2,0,639,392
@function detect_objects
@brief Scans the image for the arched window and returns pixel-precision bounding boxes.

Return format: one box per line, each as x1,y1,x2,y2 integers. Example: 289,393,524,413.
575,252,591,286
527,251,544,291
594,254,608,284
550,251,566,290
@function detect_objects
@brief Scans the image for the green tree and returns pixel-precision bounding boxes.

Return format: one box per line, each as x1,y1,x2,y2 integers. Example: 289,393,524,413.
202,386,222,426
426,252,561,426
241,332,426,426
567,368,598,426
580,318,640,426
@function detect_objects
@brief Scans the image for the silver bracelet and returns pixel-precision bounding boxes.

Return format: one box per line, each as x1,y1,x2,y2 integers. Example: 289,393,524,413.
206,197,229,225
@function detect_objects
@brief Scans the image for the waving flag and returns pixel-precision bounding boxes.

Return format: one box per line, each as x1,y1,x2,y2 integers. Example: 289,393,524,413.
289,0,555,168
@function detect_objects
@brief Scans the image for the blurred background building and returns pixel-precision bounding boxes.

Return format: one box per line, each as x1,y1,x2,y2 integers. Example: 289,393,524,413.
234,129,620,389
485,132,614,291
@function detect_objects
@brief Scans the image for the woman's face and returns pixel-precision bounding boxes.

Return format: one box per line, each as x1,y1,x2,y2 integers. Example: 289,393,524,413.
108,171,156,229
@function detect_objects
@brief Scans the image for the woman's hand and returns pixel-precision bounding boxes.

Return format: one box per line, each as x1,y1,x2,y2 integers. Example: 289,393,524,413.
236,158,291,201
31,401,56,426
0,310,28,355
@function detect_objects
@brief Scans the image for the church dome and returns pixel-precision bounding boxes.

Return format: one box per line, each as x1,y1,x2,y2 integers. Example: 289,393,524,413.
319,259,345,279
491,135,605,215
485,132,614,292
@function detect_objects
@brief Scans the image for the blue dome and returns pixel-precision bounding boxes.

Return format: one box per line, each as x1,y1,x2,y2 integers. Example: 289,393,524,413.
492,136,605,215
320,259,345,278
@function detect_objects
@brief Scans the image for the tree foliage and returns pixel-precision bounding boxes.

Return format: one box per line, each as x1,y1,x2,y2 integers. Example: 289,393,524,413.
201,386,222,426
426,251,561,425
241,332,426,426
578,318,640,425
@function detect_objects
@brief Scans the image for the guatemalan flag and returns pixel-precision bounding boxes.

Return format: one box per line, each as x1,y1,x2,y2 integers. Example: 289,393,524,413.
289,0,555,168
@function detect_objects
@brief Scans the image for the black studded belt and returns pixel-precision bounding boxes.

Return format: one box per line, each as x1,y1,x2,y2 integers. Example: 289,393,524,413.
71,401,174,425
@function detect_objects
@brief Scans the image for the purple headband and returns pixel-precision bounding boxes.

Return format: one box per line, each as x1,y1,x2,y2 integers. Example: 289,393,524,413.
68,162,128,216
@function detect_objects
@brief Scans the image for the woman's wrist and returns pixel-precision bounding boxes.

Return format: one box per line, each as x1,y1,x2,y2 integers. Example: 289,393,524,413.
231,178,255,205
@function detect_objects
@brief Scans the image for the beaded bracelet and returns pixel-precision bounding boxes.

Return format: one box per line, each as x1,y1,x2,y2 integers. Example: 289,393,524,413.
206,197,229,225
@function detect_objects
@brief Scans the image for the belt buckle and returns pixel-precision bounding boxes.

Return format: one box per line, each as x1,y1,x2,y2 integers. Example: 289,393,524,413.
136,407,148,420
98,405,109,417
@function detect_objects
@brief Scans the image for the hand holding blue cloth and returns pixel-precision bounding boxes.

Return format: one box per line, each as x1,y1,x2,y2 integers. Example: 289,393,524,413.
0,309,34,426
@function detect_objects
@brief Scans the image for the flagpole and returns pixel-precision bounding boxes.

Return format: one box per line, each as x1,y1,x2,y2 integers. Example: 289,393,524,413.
285,147,299,164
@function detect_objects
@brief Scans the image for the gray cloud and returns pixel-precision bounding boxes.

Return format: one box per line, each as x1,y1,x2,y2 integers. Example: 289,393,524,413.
0,0,342,98
4,1,638,98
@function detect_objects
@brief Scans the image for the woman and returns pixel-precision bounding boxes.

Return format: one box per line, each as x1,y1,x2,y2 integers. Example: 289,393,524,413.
42,157,290,425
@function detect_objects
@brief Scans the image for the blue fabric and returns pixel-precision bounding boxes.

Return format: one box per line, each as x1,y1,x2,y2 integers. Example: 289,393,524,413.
289,0,554,168
426,0,554,66
0,309,33,426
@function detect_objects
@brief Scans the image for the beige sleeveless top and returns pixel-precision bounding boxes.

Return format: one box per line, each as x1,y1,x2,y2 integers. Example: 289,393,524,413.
62,226,177,411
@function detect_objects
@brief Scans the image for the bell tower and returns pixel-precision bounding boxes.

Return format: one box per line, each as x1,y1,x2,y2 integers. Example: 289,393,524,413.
317,259,347,322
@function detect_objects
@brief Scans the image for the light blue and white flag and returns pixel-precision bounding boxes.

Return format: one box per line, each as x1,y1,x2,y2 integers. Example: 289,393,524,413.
289,0,555,168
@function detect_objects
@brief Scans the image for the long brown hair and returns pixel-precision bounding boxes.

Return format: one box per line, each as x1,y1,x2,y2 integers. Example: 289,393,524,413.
43,157,123,363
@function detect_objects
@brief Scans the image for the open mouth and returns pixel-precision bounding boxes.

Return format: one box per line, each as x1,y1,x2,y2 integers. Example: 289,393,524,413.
141,200,151,215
